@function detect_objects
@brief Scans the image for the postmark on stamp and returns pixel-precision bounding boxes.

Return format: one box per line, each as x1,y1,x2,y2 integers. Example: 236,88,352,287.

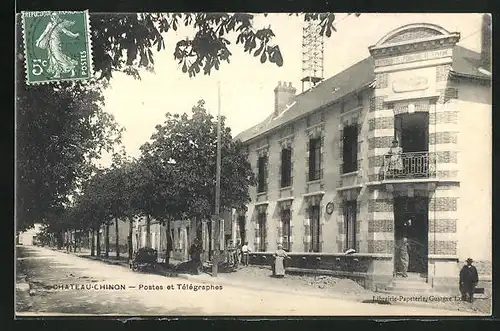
21,11,93,85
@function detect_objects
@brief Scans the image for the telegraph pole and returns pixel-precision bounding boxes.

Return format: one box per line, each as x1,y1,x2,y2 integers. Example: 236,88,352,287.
212,81,222,277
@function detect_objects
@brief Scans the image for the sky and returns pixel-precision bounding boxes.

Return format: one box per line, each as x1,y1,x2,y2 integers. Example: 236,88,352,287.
98,13,484,167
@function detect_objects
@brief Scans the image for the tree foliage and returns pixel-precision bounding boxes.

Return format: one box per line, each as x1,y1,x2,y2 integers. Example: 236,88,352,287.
90,13,359,80
15,17,123,232
140,100,256,221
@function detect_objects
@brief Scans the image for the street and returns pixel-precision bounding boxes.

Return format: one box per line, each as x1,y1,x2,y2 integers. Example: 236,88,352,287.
16,245,478,316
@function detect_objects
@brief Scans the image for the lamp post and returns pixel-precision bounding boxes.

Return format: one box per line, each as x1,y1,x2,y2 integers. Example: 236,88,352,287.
212,81,222,277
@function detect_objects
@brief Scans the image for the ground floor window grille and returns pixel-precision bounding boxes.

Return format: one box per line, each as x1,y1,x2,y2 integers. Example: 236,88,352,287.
343,200,357,250
310,205,320,252
281,209,291,251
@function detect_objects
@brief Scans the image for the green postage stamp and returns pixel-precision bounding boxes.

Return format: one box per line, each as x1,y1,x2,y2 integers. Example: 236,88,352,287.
21,11,93,84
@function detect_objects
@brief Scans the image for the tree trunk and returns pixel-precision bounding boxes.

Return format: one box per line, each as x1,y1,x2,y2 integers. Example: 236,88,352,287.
105,223,110,258
128,217,133,260
146,214,151,248
73,229,77,252
91,229,95,256
115,219,120,260
165,220,171,267
95,226,101,256
96,227,101,256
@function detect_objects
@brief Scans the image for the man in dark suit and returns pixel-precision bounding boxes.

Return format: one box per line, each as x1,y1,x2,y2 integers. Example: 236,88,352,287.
460,258,479,302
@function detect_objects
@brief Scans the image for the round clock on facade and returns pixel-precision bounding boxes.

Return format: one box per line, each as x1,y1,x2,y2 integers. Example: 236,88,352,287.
326,202,334,215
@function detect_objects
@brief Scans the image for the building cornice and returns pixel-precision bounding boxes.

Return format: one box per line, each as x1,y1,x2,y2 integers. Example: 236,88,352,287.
369,34,460,58
240,82,374,146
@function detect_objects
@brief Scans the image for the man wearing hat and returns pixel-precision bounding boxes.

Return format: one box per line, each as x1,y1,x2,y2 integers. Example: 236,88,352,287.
459,258,479,302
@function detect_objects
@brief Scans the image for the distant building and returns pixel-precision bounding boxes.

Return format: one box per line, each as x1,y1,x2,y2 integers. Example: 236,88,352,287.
234,21,491,291
18,223,43,245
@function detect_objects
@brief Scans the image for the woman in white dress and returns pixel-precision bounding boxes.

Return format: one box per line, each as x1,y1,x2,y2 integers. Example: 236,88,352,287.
387,139,404,176
35,13,79,78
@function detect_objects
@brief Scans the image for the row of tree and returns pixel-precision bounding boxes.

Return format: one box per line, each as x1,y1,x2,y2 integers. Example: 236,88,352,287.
41,101,255,264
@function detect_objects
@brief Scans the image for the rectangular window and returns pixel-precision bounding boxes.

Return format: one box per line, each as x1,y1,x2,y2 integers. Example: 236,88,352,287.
342,124,358,173
281,148,292,188
310,205,321,252
357,94,363,107
343,200,357,251
281,209,291,251
308,138,321,181
257,156,267,193
258,212,267,252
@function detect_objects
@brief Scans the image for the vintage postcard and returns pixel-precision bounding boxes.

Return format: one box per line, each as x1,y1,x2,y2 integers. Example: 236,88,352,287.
15,12,492,317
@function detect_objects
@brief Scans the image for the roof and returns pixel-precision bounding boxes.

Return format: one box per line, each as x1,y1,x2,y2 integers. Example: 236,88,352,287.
235,45,490,144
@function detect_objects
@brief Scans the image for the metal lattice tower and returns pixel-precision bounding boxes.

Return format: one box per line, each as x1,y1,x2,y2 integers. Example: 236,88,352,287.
301,18,324,92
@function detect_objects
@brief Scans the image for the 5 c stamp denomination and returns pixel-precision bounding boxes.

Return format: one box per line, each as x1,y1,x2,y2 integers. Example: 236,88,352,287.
21,11,93,84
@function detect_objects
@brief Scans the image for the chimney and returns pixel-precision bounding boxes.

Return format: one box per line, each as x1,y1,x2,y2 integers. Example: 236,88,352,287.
274,81,296,117
481,14,492,71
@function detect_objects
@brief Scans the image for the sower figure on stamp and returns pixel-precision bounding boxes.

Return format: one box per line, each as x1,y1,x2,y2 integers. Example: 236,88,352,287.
35,12,79,78
460,258,479,303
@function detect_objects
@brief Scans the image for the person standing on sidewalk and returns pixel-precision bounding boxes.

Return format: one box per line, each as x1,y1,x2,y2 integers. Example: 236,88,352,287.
273,244,291,278
189,238,202,275
460,258,479,303
241,242,251,266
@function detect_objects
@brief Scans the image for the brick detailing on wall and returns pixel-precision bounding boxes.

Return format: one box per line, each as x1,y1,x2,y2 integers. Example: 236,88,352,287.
429,197,458,212
429,151,458,164
437,170,459,179
369,155,385,168
368,219,394,233
367,240,394,254
369,96,387,112
375,73,388,89
429,132,458,145
428,219,457,233
429,111,459,125
368,117,394,131
429,240,457,255
436,64,452,82
368,136,394,150
437,88,459,104
368,199,393,212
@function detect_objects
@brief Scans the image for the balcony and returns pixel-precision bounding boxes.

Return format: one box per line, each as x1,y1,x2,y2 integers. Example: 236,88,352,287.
382,151,436,181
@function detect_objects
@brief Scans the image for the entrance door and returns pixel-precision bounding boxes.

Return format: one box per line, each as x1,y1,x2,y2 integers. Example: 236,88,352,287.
393,196,429,275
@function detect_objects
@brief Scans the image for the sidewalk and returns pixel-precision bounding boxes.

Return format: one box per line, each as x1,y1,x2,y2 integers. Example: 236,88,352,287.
51,246,491,315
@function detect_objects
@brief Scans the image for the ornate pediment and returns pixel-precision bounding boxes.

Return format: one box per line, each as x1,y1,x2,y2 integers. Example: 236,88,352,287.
384,27,443,45
369,24,460,59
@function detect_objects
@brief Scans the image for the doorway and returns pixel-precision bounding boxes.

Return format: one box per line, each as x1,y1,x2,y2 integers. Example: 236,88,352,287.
395,112,429,153
394,196,429,276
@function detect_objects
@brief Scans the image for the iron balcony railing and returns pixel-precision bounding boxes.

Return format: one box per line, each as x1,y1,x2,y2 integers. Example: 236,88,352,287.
382,151,436,181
